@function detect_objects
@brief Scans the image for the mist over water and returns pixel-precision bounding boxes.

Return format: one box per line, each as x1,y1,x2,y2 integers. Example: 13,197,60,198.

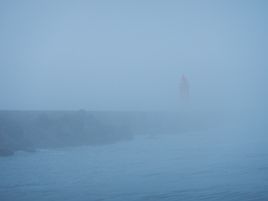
0,0,267,201
1,0,267,112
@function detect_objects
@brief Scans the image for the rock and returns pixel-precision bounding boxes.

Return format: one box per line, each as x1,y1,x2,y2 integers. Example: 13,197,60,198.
0,148,14,157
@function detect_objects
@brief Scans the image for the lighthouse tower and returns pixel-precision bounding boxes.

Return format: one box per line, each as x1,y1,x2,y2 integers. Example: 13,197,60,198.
179,75,190,104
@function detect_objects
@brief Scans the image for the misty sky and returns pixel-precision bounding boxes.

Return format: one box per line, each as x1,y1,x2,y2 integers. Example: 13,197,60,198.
0,0,267,111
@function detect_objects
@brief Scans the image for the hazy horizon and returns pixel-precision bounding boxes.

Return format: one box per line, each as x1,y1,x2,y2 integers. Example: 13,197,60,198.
0,0,267,112
1,2,268,200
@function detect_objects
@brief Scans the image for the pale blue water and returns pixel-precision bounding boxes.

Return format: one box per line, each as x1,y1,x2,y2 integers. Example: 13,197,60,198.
1,128,268,201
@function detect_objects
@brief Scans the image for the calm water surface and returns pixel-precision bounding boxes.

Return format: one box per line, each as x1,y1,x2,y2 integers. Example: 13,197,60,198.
1,128,268,201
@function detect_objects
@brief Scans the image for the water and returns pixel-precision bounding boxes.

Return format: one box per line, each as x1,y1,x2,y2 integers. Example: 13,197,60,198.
1,128,268,201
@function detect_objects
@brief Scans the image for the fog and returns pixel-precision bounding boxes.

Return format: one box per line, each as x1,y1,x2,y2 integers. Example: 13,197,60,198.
0,0,267,112
0,1,268,201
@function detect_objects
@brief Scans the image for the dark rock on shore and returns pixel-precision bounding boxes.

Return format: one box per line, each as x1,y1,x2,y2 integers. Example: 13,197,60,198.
0,110,206,157
0,110,134,156
0,148,14,156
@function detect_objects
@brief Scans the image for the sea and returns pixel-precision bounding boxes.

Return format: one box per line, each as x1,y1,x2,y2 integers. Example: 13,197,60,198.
1,125,268,201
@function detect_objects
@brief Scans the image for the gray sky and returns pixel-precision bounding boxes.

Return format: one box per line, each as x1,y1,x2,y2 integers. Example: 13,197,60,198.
0,0,267,111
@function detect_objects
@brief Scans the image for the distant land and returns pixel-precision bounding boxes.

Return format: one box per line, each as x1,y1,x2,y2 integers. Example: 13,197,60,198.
0,110,209,156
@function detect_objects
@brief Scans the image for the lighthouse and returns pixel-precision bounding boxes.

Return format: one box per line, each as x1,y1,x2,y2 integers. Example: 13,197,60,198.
179,75,190,104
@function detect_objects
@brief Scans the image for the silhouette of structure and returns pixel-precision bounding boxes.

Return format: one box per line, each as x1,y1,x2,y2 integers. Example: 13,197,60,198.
179,75,190,103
